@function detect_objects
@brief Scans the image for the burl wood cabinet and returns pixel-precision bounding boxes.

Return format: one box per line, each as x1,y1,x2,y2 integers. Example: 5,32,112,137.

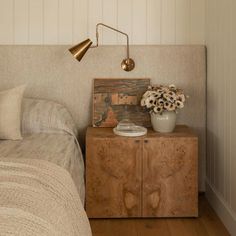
86,126,198,218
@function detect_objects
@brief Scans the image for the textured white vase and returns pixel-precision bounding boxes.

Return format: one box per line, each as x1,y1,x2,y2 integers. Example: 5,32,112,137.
151,111,177,133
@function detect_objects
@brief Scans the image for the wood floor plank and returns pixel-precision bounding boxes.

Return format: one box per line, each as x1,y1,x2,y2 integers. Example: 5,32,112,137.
167,219,195,236
92,234,114,236
181,218,209,236
135,219,171,236
89,196,230,236
90,219,137,236
199,197,230,236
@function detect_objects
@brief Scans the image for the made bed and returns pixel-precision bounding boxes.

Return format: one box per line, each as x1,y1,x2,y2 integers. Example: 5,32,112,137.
0,98,92,236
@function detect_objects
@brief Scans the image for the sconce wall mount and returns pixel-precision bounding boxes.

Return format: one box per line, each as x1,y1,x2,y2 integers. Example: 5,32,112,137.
69,23,135,72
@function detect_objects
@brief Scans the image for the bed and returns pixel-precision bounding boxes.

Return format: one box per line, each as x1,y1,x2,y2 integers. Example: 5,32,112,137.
0,98,92,235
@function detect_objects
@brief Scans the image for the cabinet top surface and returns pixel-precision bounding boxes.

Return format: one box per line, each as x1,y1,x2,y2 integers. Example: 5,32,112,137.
86,125,198,139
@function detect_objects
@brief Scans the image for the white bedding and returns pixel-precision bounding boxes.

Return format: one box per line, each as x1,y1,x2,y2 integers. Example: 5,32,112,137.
0,133,85,203
0,98,91,235
0,158,91,236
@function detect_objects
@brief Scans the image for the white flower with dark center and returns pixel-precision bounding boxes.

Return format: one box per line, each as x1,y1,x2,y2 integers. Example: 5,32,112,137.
164,102,170,110
145,96,155,108
163,93,170,100
158,98,164,105
150,91,159,98
176,100,184,108
177,94,186,102
168,91,176,97
154,93,161,99
169,84,176,90
154,106,163,114
142,91,152,98
168,103,176,111
166,95,176,103
156,89,164,96
141,98,146,106
162,87,169,93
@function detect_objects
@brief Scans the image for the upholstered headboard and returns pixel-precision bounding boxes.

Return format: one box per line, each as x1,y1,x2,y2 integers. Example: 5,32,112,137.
0,45,206,189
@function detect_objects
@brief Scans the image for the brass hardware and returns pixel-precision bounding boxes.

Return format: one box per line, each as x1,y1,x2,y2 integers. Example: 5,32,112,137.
121,58,135,72
68,23,135,72
69,39,92,61
144,140,148,143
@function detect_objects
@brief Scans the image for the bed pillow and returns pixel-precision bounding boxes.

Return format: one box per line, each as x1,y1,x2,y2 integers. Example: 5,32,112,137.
22,98,78,137
0,85,26,140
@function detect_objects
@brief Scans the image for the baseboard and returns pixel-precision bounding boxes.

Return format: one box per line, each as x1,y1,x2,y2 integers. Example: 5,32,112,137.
206,178,236,236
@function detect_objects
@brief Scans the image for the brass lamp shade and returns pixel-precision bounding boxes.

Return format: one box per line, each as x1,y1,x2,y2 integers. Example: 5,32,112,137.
69,39,92,61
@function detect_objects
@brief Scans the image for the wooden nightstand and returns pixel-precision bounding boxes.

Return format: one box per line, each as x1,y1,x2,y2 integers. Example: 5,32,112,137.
86,126,198,218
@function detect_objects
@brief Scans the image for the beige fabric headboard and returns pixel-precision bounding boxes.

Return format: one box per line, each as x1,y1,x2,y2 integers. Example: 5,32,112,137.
0,45,206,190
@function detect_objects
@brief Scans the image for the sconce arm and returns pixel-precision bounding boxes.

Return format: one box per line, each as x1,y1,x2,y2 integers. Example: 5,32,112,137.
91,23,130,59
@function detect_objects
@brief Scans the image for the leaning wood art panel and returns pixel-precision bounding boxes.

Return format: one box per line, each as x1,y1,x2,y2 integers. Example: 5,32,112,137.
93,78,151,127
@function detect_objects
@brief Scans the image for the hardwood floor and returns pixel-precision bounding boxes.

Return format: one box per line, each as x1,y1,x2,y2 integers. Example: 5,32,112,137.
89,195,230,236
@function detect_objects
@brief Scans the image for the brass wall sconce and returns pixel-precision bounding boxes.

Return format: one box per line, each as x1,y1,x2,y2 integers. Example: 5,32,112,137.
69,23,135,72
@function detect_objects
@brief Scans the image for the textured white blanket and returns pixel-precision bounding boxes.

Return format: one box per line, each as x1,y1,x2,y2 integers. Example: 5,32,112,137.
0,159,92,236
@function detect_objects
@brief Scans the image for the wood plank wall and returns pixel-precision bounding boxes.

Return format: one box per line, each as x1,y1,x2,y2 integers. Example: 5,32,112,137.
206,0,236,235
0,0,205,45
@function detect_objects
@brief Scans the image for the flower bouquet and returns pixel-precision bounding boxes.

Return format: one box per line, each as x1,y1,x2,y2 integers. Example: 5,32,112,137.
141,84,187,114
141,84,187,132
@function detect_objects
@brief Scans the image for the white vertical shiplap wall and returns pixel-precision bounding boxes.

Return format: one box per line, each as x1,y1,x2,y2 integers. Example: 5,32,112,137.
29,0,43,44
117,0,132,44
0,0,205,45
206,0,236,235
102,0,117,45
14,0,28,44
147,0,161,44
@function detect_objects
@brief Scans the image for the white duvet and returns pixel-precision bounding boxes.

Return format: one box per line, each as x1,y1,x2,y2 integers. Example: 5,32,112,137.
0,159,92,236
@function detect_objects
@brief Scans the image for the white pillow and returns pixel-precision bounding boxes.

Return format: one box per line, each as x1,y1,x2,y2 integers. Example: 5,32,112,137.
0,85,26,140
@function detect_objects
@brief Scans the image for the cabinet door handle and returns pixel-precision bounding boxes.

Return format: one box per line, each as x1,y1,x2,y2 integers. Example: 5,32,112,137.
144,140,148,143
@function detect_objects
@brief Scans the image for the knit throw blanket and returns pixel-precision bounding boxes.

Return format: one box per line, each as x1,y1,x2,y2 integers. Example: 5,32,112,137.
0,159,92,236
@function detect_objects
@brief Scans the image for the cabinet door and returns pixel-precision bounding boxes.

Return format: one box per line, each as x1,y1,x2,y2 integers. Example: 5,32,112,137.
86,138,142,218
143,137,198,217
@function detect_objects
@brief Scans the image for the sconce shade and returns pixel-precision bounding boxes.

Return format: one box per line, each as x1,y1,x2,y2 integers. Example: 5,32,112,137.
69,39,93,61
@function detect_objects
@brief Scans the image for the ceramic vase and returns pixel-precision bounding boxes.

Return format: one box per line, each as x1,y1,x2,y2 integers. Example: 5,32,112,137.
151,111,176,133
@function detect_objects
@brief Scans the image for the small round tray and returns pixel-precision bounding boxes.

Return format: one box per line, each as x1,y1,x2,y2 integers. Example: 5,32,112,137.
113,126,147,137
